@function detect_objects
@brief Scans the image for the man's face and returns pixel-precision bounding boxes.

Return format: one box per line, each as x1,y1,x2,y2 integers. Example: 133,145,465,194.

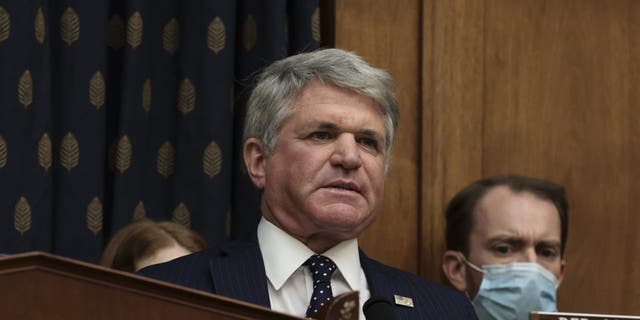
465,186,565,297
245,81,387,252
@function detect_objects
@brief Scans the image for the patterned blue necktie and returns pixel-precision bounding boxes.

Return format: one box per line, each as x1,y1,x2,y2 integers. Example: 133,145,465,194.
305,255,337,317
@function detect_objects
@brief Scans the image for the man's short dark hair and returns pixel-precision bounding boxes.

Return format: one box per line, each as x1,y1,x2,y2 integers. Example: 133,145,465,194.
444,174,568,256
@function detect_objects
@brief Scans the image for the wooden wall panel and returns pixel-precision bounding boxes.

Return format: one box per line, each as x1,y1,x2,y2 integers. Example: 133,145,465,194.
334,0,422,273
420,0,486,282
480,1,640,314
422,0,640,314
335,0,640,314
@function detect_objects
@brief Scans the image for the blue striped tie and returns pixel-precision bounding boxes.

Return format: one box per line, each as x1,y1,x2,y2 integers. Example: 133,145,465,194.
305,255,337,317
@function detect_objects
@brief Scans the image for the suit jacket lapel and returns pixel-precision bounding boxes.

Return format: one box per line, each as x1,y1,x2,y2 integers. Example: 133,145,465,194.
359,250,415,319
359,250,383,296
360,250,401,304
208,242,271,308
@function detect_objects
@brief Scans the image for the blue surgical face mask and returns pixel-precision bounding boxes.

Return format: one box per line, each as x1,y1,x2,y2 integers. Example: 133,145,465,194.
460,254,559,320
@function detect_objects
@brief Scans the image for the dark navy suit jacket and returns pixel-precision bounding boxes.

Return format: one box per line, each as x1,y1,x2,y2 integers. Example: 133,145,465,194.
139,241,477,319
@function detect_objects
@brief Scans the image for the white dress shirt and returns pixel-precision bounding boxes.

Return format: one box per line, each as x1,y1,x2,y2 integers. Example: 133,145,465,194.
257,217,371,319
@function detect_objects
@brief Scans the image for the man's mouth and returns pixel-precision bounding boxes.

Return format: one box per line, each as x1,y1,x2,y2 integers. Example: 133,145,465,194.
324,180,360,193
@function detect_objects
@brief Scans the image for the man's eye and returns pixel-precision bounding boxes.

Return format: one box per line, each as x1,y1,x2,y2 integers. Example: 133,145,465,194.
493,245,511,255
537,247,559,259
358,138,379,151
310,132,331,140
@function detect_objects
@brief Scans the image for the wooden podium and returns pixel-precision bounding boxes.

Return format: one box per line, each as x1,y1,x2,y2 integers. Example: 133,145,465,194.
531,312,640,320
0,251,359,320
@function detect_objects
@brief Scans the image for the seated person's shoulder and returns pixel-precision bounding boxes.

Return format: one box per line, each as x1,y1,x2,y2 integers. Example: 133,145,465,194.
137,240,259,290
366,257,463,295
364,257,476,317
137,246,221,291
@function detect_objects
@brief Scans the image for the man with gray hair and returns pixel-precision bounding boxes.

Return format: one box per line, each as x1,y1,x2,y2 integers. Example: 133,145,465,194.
140,48,476,319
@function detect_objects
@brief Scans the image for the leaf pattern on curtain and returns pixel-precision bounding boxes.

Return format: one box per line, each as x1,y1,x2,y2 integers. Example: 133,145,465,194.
14,197,31,236
162,18,179,55
89,71,106,109
126,11,143,49
0,6,9,43
115,135,131,174
60,133,79,172
18,70,33,109
60,7,80,46
208,17,226,54
87,197,103,236
312,8,321,43
0,0,321,262
177,79,195,116
0,135,6,169
242,15,257,52
203,141,222,180
34,7,46,45
133,201,146,221
172,202,191,228
157,141,175,179
38,133,52,173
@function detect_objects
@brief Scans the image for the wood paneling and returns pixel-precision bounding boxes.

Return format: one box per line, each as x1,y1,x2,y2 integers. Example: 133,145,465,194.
335,0,640,314
478,1,640,313
334,0,422,273
421,0,640,314
420,0,486,282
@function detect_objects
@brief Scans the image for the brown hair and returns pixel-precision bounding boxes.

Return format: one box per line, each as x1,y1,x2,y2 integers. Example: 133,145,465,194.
100,219,208,272
445,174,568,257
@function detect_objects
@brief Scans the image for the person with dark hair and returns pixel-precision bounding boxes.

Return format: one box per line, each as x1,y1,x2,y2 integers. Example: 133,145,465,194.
138,48,476,319
100,219,207,272
441,174,568,320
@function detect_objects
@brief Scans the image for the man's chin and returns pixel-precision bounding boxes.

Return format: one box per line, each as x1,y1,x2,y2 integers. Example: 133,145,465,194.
317,202,365,216
311,204,375,228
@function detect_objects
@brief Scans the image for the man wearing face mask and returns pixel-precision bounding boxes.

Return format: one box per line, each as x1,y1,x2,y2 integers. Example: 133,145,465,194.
441,174,568,320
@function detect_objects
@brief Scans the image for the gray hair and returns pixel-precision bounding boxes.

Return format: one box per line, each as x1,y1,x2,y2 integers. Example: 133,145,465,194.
242,48,399,169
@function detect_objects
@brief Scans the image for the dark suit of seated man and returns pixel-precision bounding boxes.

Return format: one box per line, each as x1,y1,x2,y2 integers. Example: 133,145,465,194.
139,48,476,319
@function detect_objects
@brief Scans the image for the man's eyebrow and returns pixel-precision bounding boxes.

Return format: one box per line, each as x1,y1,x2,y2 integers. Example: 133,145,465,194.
486,236,561,248
486,236,526,246
358,129,385,143
311,122,338,130
535,240,562,248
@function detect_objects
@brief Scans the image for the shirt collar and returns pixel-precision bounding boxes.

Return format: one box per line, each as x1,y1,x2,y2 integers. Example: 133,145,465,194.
257,217,362,291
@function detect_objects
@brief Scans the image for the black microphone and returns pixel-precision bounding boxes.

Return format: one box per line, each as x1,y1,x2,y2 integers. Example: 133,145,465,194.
363,297,398,320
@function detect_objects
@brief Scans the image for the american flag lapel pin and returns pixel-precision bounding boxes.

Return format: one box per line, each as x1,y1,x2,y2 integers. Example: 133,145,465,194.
394,294,414,308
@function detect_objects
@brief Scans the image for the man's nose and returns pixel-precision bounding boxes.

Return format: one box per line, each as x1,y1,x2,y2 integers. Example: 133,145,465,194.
329,134,362,170
521,248,538,263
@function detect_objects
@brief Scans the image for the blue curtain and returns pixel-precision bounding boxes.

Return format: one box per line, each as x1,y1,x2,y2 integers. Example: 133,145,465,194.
0,0,321,262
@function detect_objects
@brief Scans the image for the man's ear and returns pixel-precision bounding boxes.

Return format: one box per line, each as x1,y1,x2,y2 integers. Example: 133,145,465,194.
243,137,266,189
442,250,469,293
